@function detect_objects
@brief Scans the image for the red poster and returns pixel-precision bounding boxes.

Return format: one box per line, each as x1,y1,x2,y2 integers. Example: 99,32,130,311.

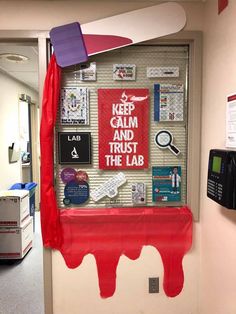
98,89,149,169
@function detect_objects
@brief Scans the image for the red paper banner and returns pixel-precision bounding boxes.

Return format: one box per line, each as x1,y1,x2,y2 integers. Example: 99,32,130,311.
98,89,149,169
60,206,193,298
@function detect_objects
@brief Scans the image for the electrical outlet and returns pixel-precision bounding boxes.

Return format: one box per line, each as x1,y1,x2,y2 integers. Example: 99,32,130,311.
149,277,159,293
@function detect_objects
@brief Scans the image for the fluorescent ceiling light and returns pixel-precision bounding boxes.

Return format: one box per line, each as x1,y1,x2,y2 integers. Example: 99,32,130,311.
0,53,29,63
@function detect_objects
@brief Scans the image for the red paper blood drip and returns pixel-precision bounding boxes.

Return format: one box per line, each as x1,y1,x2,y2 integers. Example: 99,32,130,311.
40,55,193,299
59,207,192,298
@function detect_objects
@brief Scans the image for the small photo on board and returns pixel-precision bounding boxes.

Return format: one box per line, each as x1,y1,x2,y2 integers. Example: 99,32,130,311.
60,87,89,125
79,62,96,81
58,132,91,165
152,166,181,202
154,83,184,122
131,183,146,205
147,66,179,78
113,64,136,81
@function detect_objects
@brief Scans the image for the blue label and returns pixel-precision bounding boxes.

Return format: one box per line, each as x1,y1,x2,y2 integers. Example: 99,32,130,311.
154,84,160,121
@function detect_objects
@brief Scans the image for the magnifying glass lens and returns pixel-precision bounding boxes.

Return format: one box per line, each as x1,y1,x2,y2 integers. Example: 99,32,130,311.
157,132,171,146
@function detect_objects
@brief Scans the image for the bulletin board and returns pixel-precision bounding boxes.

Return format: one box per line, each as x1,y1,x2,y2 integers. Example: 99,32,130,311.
55,44,189,209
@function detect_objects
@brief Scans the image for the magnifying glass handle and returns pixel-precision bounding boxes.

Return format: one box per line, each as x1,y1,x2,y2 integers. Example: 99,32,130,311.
169,144,180,156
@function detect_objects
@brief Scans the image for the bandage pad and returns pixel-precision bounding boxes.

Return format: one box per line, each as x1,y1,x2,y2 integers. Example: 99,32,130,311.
91,172,126,202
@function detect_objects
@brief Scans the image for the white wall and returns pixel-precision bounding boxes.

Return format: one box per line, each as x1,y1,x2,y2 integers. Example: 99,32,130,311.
0,1,203,31
200,1,236,313
52,226,200,314
0,72,38,190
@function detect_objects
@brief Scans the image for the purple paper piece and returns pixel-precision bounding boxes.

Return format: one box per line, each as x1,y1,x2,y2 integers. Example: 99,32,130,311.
50,22,88,67
61,168,77,184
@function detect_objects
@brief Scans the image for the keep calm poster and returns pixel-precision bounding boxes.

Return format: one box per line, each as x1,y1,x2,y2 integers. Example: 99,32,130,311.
98,89,149,169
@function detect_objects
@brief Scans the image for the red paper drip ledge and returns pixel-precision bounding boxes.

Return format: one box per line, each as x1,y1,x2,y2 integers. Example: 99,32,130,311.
58,205,192,298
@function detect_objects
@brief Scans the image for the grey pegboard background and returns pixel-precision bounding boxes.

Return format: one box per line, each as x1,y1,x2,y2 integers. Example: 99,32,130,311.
55,44,189,208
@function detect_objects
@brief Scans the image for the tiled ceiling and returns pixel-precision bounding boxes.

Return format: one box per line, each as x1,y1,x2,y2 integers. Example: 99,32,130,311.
0,42,38,92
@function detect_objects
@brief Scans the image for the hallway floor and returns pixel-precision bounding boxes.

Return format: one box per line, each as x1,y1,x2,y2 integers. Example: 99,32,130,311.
0,212,44,314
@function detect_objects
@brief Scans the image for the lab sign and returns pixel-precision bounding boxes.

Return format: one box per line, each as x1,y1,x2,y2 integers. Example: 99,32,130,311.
98,88,149,169
58,132,91,164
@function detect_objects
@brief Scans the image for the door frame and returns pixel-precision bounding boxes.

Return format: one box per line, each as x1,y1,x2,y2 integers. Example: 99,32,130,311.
0,30,202,314
0,30,52,314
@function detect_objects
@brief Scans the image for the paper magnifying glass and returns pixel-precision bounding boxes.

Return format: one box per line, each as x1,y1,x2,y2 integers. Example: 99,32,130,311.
154,130,180,156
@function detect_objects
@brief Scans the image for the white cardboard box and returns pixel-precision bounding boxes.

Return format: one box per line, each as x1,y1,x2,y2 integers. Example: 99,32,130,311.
0,190,30,227
0,216,33,259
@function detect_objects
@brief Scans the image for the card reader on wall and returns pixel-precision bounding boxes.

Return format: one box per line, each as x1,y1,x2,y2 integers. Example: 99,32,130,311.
207,149,236,209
